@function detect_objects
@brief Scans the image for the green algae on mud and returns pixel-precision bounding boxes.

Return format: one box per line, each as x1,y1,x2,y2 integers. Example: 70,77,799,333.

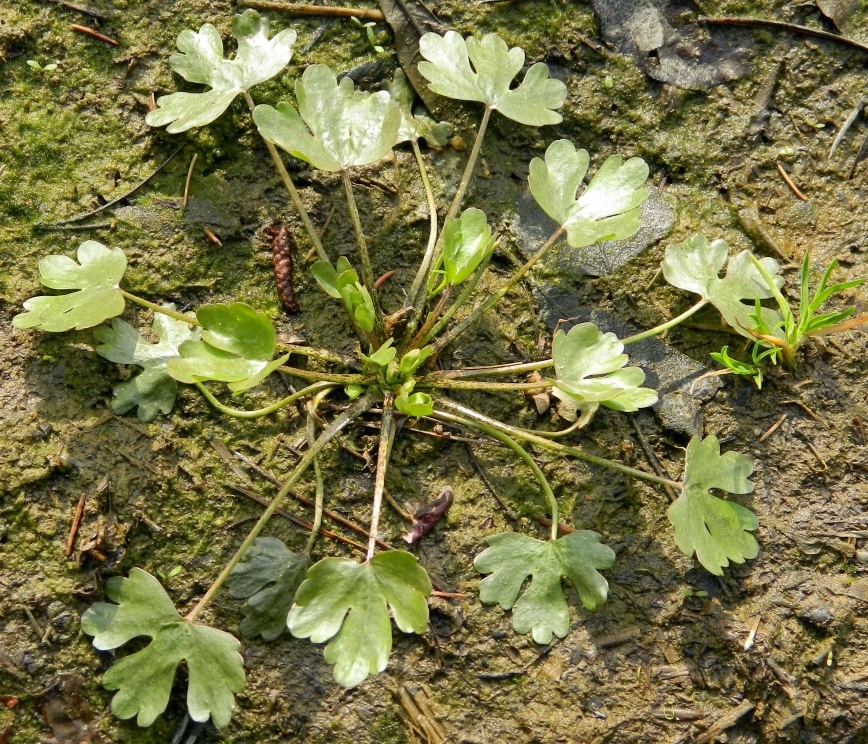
4,0,868,742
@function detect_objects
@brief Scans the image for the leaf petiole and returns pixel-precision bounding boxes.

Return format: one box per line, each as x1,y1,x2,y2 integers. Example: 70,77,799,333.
194,380,336,419
119,290,201,326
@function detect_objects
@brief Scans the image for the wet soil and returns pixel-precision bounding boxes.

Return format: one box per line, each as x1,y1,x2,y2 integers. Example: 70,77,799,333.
2,0,868,742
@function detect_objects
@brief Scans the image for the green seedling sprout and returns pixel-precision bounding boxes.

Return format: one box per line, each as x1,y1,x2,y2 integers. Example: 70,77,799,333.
13,11,777,728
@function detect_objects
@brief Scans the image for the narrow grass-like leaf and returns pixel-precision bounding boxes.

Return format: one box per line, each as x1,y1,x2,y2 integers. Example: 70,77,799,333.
13,241,127,332
667,435,758,575
287,552,430,687
81,568,245,728
475,531,615,644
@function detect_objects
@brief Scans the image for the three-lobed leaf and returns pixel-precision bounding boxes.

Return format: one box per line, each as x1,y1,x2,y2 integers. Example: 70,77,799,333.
13,241,127,332
418,31,566,126
80,568,245,728
475,531,615,644
146,10,296,133
254,65,401,172
661,234,784,339
167,302,289,393
528,140,649,248
93,307,198,422
287,551,430,687
551,322,658,416
225,537,309,641
667,435,758,575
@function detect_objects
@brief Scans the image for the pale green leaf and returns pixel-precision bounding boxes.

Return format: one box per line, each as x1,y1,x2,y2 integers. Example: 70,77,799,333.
253,65,401,172
226,537,309,641
667,435,758,575
146,10,296,133
474,531,615,644
418,31,566,126
287,552,430,687
442,208,493,285
528,140,649,248
388,68,452,146
166,302,288,393
93,308,198,422
550,323,657,414
661,234,784,338
12,241,127,332
80,568,245,728
395,391,433,417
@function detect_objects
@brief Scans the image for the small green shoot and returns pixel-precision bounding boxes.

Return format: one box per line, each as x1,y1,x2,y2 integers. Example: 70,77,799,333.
12,241,127,332
709,345,768,388
80,569,245,728
474,531,615,644
167,302,289,393
418,31,567,125
287,552,430,687
146,10,296,132
528,139,649,248
226,538,309,642
94,308,198,422
667,435,758,576
27,59,58,73
350,16,386,54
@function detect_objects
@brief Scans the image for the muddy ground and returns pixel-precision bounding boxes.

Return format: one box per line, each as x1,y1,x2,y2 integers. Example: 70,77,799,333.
3,0,868,742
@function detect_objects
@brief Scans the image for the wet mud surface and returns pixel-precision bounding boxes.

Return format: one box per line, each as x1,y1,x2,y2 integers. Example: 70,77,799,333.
2,0,868,742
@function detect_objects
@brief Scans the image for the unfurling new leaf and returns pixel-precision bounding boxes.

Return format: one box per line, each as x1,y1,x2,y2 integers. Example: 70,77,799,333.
94,307,198,422
12,241,127,332
287,551,430,687
226,537,309,641
80,569,245,728
551,322,657,419
418,31,567,125
254,65,401,172
441,208,494,287
667,435,758,575
528,140,649,248
167,302,289,393
475,531,615,644
146,10,296,132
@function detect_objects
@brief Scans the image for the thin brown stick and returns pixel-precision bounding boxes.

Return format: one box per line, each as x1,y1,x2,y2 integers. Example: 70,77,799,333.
70,23,118,45
776,162,807,201
182,152,197,213
57,1,107,19
65,492,87,558
758,413,787,442
238,1,385,21
698,16,868,56
46,146,182,226
227,484,368,553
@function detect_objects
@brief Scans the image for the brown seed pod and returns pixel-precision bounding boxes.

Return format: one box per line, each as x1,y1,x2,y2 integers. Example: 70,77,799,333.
270,225,299,314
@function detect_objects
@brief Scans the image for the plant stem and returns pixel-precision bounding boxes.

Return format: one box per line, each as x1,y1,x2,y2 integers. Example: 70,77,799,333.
194,381,335,419
424,378,553,392
410,284,452,349
419,253,492,347
621,299,709,345
433,398,682,491
403,140,440,342
434,408,559,540
277,344,357,368
367,395,396,560
278,365,372,385
185,393,377,622
243,92,329,264
342,169,377,298
433,226,565,353
303,409,324,557
427,358,554,380
119,291,200,325
446,106,492,223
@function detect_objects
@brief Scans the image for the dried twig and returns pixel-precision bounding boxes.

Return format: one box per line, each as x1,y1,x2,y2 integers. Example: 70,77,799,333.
829,99,865,160
698,16,868,56
776,162,807,201
182,152,197,213
758,413,787,442
65,492,88,558
70,23,118,45
239,1,385,21
693,700,755,744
